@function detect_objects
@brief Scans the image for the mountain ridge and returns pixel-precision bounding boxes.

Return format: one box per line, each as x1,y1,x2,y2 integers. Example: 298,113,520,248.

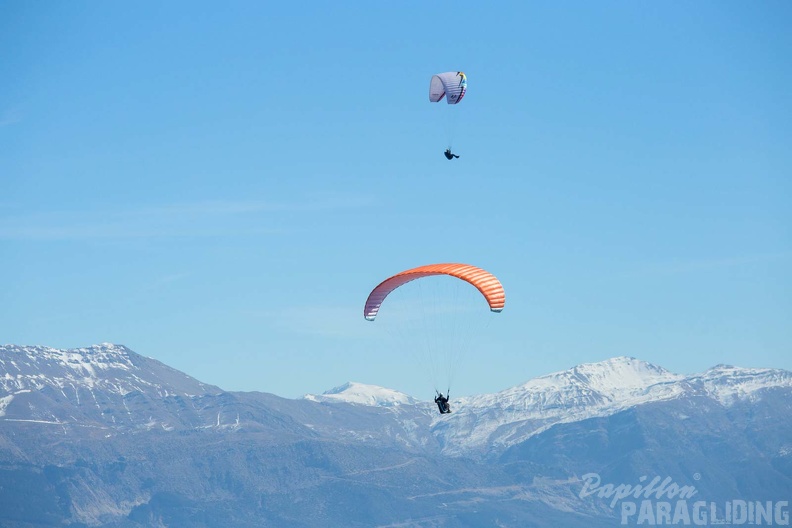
1,343,791,527
3,344,791,455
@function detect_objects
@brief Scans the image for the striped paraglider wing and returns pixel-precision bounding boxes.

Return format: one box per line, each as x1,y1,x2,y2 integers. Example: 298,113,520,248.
364,263,504,321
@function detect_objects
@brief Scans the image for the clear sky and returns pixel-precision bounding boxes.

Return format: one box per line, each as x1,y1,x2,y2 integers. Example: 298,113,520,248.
2,2,790,399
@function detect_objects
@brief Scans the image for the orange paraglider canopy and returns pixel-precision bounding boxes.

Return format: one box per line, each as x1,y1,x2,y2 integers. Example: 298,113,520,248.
364,263,505,321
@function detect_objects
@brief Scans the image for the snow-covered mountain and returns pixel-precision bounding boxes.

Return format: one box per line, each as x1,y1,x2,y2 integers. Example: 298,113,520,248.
306,356,792,455
440,357,686,453
4,345,790,454
1,344,791,528
690,363,792,404
305,381,418,407
0,343,219,398
0,344,316,437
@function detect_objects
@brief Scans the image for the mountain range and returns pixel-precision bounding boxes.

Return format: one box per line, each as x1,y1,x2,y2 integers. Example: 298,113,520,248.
1,343,790,527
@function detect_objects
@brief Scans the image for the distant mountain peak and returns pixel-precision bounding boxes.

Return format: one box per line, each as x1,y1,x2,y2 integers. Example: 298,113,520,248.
305,381,417,407
0,343,219,398
568,356,680,390
1,343,136,381
493,356,683,405
692,363,792,405
571,355,671,373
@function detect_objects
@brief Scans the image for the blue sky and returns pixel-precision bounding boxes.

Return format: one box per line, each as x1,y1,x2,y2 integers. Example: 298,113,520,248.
2,2,790,399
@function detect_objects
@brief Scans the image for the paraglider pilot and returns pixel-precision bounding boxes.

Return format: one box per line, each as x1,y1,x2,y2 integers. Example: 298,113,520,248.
444,149,460,160
435,390,451,414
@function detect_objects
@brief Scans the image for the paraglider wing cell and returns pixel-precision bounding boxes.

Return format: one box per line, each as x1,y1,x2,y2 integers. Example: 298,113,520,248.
429,75,446,103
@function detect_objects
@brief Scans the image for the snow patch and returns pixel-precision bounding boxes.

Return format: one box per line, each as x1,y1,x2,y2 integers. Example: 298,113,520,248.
0,394,13,416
